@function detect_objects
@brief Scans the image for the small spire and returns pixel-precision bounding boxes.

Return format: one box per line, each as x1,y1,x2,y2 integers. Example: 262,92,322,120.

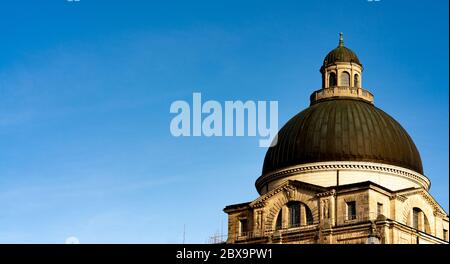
339,32,344,47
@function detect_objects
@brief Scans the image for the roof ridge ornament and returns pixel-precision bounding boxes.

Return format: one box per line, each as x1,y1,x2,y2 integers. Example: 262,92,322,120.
339,32,344,47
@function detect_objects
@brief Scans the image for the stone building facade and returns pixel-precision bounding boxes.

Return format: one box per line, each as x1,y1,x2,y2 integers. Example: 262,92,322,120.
223,34,449,244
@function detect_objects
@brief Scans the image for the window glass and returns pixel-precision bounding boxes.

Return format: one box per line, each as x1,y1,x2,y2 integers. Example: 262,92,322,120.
413,208,420,229
354,74,359,87
347,201,356,220
288,202,300,227
329,72,337,87
275,211,282,230
377,203,383,216
239,219,248,235
341,71,350,86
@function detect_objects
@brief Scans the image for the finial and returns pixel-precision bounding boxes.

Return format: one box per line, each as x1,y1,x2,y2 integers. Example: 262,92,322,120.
339,32,344,47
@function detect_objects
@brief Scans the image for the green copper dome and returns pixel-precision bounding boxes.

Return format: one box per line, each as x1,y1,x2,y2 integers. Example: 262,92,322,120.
262,33,422,177
323,33,361,66
262,99,423,175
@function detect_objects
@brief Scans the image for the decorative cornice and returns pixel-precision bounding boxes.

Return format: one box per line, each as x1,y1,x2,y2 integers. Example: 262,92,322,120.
434,211,447,218
255,161,430,193
288,180,328,193
249,182,290,208
390,194,408,202
316,190,336,198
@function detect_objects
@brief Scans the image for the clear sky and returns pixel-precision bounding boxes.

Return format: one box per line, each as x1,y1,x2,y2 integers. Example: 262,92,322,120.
0,0,448,243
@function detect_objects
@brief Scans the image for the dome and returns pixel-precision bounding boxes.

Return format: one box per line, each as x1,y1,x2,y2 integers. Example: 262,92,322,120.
323,46,361,66
262,99,423,175
323,33,361,66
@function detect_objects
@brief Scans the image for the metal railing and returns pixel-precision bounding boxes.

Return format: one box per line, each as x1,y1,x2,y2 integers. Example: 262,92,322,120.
207,234,228,244
235,222,320,241
232,212,386,241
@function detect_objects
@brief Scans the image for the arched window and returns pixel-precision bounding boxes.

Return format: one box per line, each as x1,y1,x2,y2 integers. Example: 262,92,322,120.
288,202,300,228
306,208,313,225
424,215,430,233
412,207,431,233
275,211,282,230
287,201,314,228
413,208,420,229
328,72,337,87
341,71,350,86
354,74,360,87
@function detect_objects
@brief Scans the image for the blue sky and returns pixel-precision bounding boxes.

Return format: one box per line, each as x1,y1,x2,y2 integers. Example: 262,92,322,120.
0,0,448,243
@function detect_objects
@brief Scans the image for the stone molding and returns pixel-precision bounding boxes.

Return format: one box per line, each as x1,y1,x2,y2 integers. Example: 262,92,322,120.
256,161,430,193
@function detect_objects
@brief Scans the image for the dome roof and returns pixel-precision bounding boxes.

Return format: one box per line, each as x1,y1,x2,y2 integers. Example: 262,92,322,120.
262,99,423,175
323,46,361,66
323,33,361,66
